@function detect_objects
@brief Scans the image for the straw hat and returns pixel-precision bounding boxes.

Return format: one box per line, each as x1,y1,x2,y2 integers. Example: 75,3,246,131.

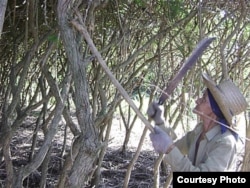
202,73,248,128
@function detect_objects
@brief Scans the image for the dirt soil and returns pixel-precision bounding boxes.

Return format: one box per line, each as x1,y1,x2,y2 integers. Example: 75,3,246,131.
0,116,171,188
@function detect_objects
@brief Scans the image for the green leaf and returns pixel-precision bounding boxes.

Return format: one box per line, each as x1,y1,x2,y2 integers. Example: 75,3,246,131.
47,34,58,43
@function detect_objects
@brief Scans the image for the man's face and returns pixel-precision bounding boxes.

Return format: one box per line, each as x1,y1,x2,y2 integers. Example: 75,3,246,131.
193,89,214,117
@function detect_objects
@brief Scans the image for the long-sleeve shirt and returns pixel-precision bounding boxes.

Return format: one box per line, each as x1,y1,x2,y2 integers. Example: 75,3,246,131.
164,123,243,171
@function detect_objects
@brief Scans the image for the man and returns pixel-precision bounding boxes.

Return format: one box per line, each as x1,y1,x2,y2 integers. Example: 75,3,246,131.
147,73,248,171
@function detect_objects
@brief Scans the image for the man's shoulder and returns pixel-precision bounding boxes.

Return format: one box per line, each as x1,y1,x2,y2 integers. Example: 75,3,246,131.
215,129,237,146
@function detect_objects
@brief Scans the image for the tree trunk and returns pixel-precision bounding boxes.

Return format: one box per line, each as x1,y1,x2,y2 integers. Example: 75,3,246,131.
57,1,101,187
0,0,7,38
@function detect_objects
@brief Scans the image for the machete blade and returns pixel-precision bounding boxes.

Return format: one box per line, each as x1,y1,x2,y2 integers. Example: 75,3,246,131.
158,37,216,105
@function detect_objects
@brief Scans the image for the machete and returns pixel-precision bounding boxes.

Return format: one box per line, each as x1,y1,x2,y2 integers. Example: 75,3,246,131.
158,37,216,105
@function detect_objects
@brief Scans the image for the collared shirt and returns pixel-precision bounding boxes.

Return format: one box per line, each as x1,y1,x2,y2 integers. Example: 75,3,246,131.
164,123,240,171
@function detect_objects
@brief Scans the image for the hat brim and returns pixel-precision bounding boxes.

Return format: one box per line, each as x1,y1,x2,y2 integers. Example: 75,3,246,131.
202,73,233,126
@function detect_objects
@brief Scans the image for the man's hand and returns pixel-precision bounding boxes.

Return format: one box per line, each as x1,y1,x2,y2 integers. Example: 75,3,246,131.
150,126,173,154
147,101,165,125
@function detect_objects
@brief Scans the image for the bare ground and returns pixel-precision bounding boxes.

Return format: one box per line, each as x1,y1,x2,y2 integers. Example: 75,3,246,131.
0,116,170,188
